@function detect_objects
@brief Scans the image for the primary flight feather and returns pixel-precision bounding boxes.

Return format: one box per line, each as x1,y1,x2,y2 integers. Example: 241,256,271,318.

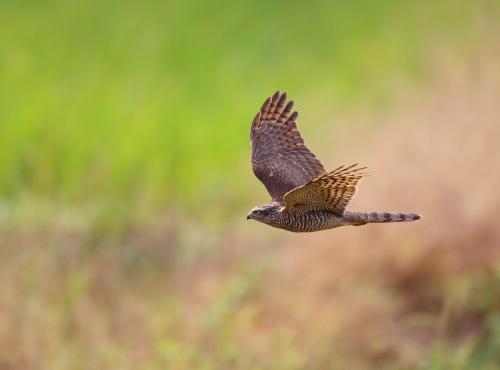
247,91,420,232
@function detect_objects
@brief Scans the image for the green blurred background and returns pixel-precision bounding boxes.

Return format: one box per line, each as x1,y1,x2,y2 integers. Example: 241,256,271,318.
1,0,492,213
1,0,499,369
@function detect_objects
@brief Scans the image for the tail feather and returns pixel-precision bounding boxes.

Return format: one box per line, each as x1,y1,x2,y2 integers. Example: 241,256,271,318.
343,211,421,226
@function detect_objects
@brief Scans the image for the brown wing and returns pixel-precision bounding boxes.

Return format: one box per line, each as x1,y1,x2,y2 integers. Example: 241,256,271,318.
283,164,367,216
251,91,325,203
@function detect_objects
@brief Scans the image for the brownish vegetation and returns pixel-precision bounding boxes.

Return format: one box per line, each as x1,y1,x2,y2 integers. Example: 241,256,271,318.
255,59,500,368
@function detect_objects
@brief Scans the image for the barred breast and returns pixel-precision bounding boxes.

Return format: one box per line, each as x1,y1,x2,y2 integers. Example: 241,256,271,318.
277,210,345,232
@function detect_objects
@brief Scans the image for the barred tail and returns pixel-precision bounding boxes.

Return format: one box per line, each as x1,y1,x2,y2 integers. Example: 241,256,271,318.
343,211,421,226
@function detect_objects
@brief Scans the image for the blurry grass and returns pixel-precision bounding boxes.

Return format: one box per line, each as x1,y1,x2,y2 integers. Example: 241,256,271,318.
1,1,500,370
1,0,498,216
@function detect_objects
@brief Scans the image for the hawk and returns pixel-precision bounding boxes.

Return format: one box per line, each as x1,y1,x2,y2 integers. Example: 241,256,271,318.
247,91,420,232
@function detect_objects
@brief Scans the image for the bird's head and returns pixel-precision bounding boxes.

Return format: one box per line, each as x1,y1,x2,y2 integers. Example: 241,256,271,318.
247,203,281,225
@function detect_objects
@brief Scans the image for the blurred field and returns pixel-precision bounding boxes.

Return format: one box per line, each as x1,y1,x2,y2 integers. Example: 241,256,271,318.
1,0,500,369
1,0,498,213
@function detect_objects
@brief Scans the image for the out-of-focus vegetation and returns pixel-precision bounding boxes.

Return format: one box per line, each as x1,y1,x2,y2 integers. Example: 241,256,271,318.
1,0,496,214
1,0,499,369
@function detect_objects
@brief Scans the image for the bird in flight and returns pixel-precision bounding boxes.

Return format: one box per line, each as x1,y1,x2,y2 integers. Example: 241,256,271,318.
247,91,421,232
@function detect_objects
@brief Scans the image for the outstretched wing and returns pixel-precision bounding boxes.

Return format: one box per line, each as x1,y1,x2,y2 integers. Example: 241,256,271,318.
283,164,367,216
251,91,325,203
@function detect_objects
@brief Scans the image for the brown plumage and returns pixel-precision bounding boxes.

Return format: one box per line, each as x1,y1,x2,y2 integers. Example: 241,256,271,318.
247,91,421,232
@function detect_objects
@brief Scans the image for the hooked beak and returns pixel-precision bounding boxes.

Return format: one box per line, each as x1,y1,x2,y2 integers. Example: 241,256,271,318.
246,213,252,220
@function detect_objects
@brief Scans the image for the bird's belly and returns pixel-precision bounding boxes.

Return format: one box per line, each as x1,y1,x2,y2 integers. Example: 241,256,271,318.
277,211,345,232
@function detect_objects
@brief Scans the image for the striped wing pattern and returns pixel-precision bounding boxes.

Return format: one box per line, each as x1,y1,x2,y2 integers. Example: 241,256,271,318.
251,91,325,203
283,164,367,216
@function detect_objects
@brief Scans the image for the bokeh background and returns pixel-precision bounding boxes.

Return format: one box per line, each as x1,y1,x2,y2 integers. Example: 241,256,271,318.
1,0,500,369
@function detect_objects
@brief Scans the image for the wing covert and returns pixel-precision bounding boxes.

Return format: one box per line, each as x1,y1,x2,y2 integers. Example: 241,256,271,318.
283,164,367,215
